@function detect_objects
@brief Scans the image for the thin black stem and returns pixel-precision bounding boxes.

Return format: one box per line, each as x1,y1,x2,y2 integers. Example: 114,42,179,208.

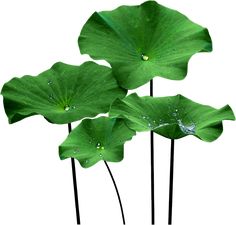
150,79,155,224
68,123,81,225
150,79,153,96
104,161,125,224
168,139,175,225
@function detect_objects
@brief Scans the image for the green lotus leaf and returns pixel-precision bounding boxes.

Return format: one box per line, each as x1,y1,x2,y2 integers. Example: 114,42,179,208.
78,1,212,89
59,117,136,168
109,93,235,142
1,61,126,124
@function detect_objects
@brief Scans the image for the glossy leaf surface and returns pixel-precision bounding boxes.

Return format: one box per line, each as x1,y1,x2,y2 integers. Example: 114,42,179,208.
79,1,212,89
1,61,126,124
110,93,235,141
59,117,136,168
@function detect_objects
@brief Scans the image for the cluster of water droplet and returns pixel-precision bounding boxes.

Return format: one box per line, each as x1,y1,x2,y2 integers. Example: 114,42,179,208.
141,104,196,134
47,80,77,111
141,115,169,130
168,105,196,135
172,108,179,117
177,119,195,135
49,94,54,100
63,104,76,112
47,80,53,85
96,142,104,150
47,80,55,102
96,142,105,157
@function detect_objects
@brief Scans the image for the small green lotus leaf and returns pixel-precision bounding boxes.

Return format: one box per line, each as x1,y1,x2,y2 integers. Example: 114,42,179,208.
1,61,126,124
109,93,235,142
59,117,136,168
78,1,212,89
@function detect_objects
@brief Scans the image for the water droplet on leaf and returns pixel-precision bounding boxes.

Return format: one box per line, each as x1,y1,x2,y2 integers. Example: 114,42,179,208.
178,119,196,135
96,142,105,151
141,54,149,61
96,142,101,149
64,105,70,111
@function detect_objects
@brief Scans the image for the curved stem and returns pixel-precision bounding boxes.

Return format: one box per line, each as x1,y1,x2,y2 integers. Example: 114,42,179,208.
104,161,125,224
168,139,175,225
68,123,81,224
150,79,155,224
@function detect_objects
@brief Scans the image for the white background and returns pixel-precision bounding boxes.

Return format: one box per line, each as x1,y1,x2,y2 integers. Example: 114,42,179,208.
0,0,236,224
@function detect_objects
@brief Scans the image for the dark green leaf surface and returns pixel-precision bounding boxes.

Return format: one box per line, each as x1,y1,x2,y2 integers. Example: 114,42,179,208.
1,61,126,124
59,117,136,168
78,1,212,89
110,93,235,141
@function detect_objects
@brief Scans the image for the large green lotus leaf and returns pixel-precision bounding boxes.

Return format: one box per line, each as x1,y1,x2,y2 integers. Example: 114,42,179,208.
59,117,136,168
1,61,126,124
109,93,235,142
78,1,212,89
